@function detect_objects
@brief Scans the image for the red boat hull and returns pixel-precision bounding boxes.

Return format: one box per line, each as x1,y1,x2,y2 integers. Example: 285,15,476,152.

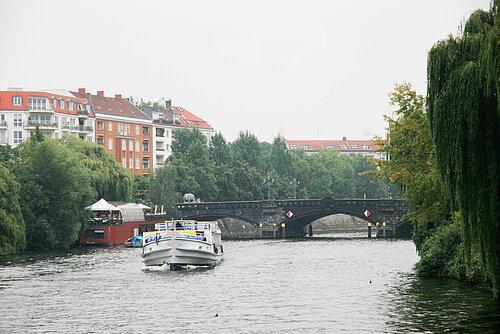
80,221,161,245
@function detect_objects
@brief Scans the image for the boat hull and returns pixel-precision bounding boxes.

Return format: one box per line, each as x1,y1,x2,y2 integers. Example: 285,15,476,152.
142,235,223,267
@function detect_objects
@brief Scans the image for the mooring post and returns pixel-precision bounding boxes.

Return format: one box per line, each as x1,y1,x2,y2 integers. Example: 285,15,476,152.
281,223,286,238
259,222,263,238
383,222,387,237
273,223,276,238
308,224,313,237
368,222,372,238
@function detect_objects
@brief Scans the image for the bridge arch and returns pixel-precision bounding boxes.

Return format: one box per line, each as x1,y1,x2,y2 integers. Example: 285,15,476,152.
182,211,259,226
279,208,376,232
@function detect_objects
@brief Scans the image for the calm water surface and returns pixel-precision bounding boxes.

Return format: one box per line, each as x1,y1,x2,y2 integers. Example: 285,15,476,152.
0,236,498,333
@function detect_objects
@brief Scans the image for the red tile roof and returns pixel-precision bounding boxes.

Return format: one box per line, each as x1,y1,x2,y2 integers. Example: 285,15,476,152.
286,139,381,151
71,89,149,120
154,106,213,130
0,91,93,116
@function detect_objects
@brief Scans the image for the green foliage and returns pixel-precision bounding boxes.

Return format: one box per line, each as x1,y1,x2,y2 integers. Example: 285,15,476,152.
148,165,180,218
59,135,134,201
13,137,95,250
427,2,499,300
0,163,26,255
230,131,262,171
365,83,449,251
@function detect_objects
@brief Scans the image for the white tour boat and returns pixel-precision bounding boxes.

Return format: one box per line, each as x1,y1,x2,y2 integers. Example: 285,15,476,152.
142,220,223,269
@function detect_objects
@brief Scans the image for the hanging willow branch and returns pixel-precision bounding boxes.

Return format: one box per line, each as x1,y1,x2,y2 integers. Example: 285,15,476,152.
427,1,499,300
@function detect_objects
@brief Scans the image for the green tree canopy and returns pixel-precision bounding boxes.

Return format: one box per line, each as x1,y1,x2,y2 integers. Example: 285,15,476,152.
0,162,26,255
427,2,499,300
13,136,95,250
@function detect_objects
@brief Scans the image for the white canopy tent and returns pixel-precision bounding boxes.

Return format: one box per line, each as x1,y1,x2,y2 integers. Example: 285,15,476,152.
85,198,120,211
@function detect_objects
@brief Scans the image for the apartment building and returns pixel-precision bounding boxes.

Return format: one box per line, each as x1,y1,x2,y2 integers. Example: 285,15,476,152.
0,88,95,147
285,137,386,160
72,88,152,176
140,99,214,169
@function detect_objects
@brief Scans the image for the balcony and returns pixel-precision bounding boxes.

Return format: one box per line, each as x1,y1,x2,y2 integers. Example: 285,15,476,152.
25,120,58,129
77,109,89,116
78,125,94,133
29,107,54,113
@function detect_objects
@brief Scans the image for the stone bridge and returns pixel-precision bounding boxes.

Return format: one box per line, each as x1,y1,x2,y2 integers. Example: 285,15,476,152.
177,197,411,238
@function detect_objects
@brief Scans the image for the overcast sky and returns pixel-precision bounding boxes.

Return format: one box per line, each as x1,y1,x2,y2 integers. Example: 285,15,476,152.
0,0,491,142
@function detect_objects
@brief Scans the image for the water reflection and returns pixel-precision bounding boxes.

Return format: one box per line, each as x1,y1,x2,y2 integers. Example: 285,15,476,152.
0,238,497,333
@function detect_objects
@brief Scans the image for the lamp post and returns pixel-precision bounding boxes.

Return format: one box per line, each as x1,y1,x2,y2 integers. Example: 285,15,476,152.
265,175,274,200
290,177,300,199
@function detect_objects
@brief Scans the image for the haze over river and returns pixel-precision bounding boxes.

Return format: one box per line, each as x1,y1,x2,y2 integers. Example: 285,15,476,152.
0,235,498,333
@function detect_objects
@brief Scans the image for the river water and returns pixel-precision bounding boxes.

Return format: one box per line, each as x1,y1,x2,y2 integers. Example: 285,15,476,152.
0,235,498,333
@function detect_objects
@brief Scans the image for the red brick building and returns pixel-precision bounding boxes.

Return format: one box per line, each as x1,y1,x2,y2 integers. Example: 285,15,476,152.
72,88,153,175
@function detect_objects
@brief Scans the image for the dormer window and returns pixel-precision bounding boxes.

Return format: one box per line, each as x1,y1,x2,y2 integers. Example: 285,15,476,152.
12,95,22,107
59,99,66,109
85,103,91,113
76,103,83,111
68,100,74,111
52,98,58,109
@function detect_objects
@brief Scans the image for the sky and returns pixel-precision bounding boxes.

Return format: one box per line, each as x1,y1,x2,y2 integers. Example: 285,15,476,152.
0,0,492,142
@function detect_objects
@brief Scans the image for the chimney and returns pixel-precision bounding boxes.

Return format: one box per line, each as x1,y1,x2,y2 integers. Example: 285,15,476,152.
78,88,86,95
115,94,122,102
342,136,347,141
165,99,172,112
97,91,104,98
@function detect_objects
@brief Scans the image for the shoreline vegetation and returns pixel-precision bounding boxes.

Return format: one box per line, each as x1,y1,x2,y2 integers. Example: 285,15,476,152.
1,2,497,303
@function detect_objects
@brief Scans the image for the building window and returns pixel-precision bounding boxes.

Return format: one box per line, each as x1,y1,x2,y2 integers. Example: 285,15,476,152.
121,139,126,151
59,99,66,109
97,121,104,130
0,130,6,144
76,103,83,112
68,101,74,111
165,130,170,137
135,125,140,135
142,126,150,136
12,95,22,107
118,123,124,134
351,144,358,149
135,158,140,169
135,141,140,152
29,97,47,110
13,114,22,127
325,145,336,149
129,158,133,169
122,157,126,168
125,124,130,135
108,122,113,131
288,145,296,149
97,137,104,145
142,141,149,152
14,131,22,144
52,98,58,109
300,145,311,150
108,138,113,150
339,144,347,149
166,144,170,151
85,104,91,113
142,158,150,170
129,139,133,151
156,128,165,137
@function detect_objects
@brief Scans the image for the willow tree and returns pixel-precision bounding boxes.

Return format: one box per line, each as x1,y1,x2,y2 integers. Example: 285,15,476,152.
427,2,499,300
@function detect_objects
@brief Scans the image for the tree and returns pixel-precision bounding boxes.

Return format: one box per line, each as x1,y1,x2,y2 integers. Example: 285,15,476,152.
209,132,231,165
13,137,95,250
0,162,26,255
148,165,180,218
365,84,450,250
230,131,262,171
59,135,134,201
427,3,499,300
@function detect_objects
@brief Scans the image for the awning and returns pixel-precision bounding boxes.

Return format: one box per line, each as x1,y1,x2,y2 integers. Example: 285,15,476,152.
85,198,119,211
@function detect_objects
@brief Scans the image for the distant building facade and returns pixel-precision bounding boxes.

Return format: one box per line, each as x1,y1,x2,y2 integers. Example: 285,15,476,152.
1,87,216,174
285,137,385,160
140,98,214,169
72,88,153,176
0,88,95,147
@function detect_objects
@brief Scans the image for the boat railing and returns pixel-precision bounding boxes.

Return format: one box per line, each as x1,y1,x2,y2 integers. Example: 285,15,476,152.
87,218,123,226
155,221,212,231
